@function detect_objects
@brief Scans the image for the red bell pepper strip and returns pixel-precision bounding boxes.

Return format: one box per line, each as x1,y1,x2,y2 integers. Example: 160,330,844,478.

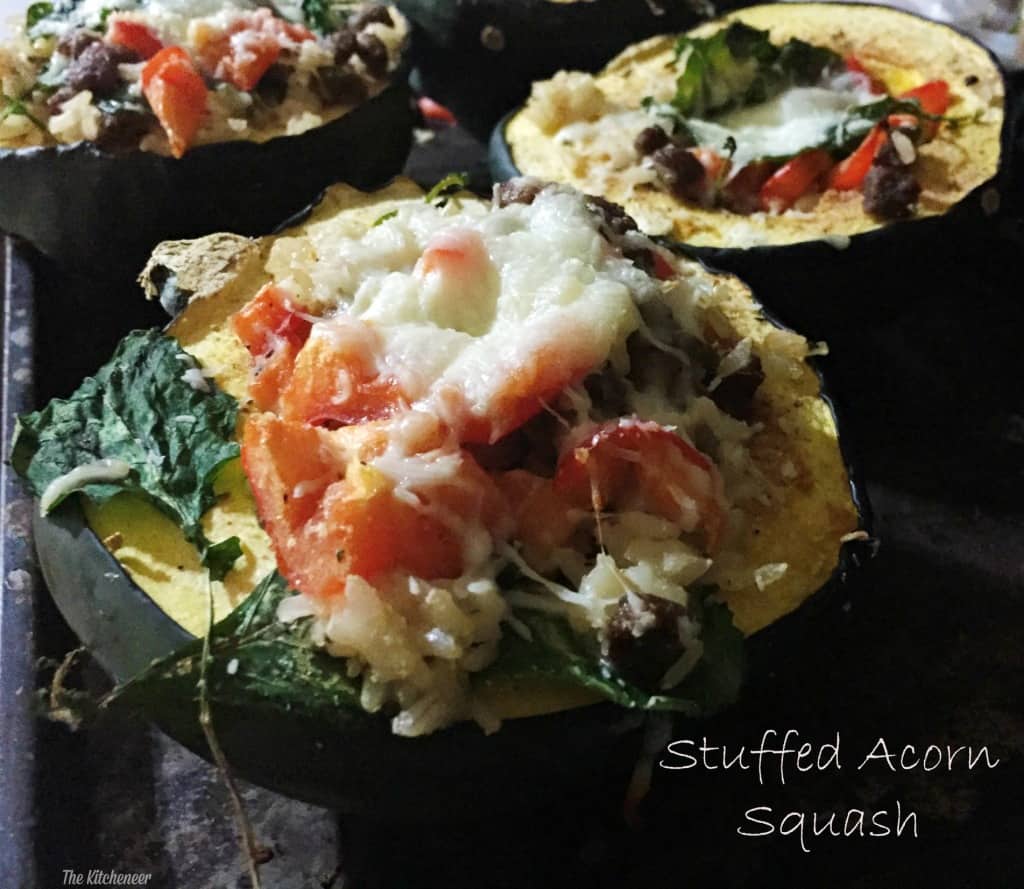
759,149,833,212
828,125,886,191
899,80,950,116
141,47,208,158
107,18,163,59
897,80,950,141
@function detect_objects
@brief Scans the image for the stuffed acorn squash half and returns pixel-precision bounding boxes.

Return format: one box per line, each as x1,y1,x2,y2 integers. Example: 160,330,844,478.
492,3,1007,331
14,177,866,813
0,0,413,276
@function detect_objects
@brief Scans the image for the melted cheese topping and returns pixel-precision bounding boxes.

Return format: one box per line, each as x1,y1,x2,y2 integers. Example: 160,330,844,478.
686,74,878,172
554,72,877,194
280,190,653,435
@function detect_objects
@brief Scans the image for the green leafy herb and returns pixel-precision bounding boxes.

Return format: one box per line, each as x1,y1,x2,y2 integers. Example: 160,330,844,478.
98,6,114,28
671,22,841,118
11,329,242,573
107,572,362,724
372,209,398,227
300,0,345,34
482,593,745,716
1,92,47,132
424,172,469,208
25,1,53,29
202,536,244,583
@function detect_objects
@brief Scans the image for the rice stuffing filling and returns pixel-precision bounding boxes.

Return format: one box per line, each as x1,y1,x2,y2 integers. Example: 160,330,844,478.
0,0,406,156
226,180,803,736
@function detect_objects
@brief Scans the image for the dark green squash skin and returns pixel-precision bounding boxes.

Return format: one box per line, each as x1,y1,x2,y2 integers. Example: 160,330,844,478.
28,274,873,816
0,74,415,281
400,0,706,137
488,11,1013,341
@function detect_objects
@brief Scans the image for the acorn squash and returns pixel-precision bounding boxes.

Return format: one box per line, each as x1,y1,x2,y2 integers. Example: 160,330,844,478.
0,3,415,279
492,3,1008,334
15,178,868,814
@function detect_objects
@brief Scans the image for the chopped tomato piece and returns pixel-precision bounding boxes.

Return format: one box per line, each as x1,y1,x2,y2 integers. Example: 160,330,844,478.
554,418,726,553
193,9,313,92
322,474,468,584
844,55,885,93
141,46,208,158
899,80,950,116
759,149,833,213
453,339,594,445
828,125,886,191
232,284,313,411
220,30,281,92
242,414,508,598
107,18,163,59
233,283,312,356
494,469,578,554
418,96,456,125
279,321,406,428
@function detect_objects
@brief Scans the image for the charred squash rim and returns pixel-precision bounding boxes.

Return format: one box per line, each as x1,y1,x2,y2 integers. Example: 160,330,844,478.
30,179,873,814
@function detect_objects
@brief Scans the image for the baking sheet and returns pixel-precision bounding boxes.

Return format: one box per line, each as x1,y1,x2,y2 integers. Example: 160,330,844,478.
3,111,1024,889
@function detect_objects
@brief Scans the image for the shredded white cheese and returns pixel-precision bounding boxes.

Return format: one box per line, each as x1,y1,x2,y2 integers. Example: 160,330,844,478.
754,562,789,592
39,459,132,516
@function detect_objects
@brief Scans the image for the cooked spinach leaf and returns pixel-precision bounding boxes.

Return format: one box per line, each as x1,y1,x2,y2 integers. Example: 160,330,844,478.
671,22,841,118
109,569,741,730
25,1,54,29
108,572,362,722
300,0,355,34
483,594,744,716
301,0,334,33
203,536,245,583
11,329,241,573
